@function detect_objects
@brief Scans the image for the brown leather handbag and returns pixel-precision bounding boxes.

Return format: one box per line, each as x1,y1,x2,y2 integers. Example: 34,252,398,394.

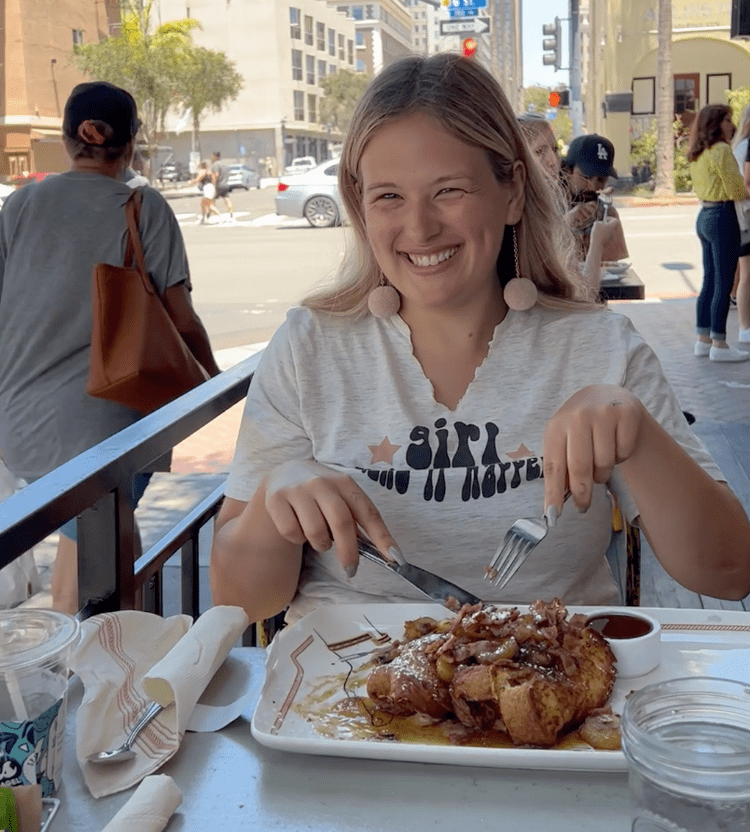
87,189,209,414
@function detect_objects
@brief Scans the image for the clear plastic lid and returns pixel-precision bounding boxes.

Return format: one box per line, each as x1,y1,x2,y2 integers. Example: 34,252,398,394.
0,610,80,674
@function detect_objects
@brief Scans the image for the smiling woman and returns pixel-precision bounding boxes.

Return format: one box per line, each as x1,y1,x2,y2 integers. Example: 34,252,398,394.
210,53,750,628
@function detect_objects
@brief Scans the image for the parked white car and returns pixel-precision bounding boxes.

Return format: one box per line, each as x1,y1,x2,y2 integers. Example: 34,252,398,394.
275,160,343,228
283,156,317,176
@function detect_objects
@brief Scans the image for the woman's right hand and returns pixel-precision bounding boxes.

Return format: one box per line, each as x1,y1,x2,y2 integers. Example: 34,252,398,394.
263,460,399,577
589,215,621,248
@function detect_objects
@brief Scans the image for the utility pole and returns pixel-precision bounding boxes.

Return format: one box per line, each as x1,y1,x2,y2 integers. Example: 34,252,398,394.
569,0,582,137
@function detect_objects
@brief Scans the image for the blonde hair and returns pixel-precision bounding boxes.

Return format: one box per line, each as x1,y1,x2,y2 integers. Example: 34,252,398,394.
303,53,595,316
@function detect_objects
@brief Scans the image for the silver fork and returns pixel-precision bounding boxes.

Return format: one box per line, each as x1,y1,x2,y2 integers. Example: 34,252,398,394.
484,491,571,589
598,186,614,221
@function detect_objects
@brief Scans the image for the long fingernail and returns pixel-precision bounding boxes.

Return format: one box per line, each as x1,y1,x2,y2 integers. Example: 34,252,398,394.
345,563,358,579
545,505,558,528
388,546,407,566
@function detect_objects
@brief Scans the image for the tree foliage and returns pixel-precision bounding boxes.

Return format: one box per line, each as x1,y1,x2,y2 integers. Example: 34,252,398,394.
319,69,370,136
726,86,750,128
71,0,242,174
181,48,243,155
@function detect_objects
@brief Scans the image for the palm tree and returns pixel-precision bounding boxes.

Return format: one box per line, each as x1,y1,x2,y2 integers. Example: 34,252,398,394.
655,0,674,196
74,0,200,178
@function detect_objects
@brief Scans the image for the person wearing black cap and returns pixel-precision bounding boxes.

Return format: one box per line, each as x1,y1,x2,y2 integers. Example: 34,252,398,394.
561,133,629,266
0,81,220,613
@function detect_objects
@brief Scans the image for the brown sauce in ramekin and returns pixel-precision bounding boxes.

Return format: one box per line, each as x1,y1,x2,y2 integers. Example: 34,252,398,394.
587,613,653,640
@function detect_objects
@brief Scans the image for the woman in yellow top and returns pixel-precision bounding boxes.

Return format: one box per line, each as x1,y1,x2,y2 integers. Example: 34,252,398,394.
688,104,749,362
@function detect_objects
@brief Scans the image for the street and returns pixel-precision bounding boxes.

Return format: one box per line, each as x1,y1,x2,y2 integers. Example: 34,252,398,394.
165,184,706,351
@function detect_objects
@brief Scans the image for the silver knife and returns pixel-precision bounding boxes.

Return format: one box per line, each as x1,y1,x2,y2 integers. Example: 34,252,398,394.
356,535,481,607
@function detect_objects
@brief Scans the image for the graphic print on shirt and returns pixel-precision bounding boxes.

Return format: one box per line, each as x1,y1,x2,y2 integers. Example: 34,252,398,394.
359,419,542,502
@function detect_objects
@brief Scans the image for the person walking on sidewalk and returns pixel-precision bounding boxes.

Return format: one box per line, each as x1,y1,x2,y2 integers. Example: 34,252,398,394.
191,161,220,224
732,104,750,343
688,104,749,362
210,151,234,222
0,81,220,614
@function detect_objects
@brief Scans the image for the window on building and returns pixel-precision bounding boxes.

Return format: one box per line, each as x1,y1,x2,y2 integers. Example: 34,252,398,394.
632,77,655,115
347,39,353,64
306,54,315,85
414,38,420,46
707,73,732,105
304,15,313,46
356,58,366,72
328,28,335,56
329,63,337,76
317,21,325,51
294,90,305,121
674,74,699,115
318,60,327,81
292,49,303,81
355,30,364,46
290,8,301,40
72,28,84,46
308,94,317,123
338,33,345,61
352,6,364,20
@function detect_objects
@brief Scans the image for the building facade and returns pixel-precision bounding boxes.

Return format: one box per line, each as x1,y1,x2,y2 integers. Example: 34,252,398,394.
0,0,118,177
576,0,750,175
154,0,358,173
334,1,413,77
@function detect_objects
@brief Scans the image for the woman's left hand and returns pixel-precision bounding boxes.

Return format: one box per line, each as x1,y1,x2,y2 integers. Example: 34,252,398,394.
542,384,647,518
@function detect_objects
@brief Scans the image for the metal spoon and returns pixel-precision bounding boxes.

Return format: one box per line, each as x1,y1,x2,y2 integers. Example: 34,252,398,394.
86,701,164,765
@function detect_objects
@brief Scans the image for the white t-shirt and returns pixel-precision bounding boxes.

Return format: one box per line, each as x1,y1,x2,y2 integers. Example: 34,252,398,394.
225,305,722,623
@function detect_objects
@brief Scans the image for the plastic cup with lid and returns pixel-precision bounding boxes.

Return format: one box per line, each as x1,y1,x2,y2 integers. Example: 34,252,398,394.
0,610,79,796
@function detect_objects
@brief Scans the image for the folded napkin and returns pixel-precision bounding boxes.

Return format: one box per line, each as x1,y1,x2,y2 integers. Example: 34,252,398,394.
71,605,249,798
101,775,182,832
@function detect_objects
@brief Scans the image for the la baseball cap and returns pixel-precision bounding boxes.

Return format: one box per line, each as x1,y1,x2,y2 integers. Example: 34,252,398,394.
63,81,140,146
564,134,617,178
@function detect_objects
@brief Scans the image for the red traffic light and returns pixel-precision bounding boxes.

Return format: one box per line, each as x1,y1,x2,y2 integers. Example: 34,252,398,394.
549,91,561,108
462,37,477,58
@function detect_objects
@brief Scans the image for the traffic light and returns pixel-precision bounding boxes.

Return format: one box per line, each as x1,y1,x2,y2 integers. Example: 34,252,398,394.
462,37,477,58
549,89,570,108
542,17,561,70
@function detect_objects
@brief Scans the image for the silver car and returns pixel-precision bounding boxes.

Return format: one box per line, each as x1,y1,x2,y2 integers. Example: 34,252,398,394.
226,164,260,190
274,161,343,228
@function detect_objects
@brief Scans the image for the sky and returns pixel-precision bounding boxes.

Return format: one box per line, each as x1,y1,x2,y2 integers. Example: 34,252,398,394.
522,0,569,89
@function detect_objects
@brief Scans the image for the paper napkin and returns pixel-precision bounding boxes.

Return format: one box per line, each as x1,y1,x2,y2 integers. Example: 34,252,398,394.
101,775,182,832
71,606,249,798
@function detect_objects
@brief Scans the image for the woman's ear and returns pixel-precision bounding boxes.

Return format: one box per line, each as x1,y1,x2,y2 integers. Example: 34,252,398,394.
505,159,526,226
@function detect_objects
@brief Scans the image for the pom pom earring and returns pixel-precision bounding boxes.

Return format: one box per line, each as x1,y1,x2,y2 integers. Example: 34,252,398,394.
368,273,401,319
503,225,538,312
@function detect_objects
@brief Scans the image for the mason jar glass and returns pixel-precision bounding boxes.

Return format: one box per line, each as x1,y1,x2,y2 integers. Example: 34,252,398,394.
621,677,750,832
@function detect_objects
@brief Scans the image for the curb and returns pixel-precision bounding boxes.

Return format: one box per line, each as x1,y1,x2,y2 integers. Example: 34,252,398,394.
616,195,698,208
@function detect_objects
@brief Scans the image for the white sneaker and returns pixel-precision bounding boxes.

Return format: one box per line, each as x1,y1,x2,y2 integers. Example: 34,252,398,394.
694,340,711,357
739,328,750,343
709,345,750,362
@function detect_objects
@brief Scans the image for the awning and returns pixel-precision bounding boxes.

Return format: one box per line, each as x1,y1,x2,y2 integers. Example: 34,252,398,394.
30,128,62,141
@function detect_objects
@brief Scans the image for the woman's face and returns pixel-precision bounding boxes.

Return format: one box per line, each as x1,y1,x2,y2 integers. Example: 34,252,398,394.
720,112,736,144
529,127,559,177
359,112,525,317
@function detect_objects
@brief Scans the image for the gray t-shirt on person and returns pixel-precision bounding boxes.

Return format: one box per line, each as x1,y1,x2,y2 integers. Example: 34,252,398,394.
211,161,228,191
0,171,190,480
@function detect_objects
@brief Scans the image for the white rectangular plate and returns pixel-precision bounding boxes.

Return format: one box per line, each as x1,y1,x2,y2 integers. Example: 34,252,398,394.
251,604,750,771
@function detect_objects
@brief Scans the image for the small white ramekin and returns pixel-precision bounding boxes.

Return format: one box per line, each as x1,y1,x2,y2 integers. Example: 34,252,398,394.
586,608,662,678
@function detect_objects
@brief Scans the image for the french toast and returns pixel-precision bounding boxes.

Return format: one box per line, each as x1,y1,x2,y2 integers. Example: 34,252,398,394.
367,599,617,748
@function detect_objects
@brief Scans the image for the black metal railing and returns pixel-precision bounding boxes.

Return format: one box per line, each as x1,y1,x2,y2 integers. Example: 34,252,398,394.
0,353,261,618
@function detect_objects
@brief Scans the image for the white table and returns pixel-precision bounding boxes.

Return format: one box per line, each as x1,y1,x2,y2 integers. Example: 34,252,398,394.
55,648,633,832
